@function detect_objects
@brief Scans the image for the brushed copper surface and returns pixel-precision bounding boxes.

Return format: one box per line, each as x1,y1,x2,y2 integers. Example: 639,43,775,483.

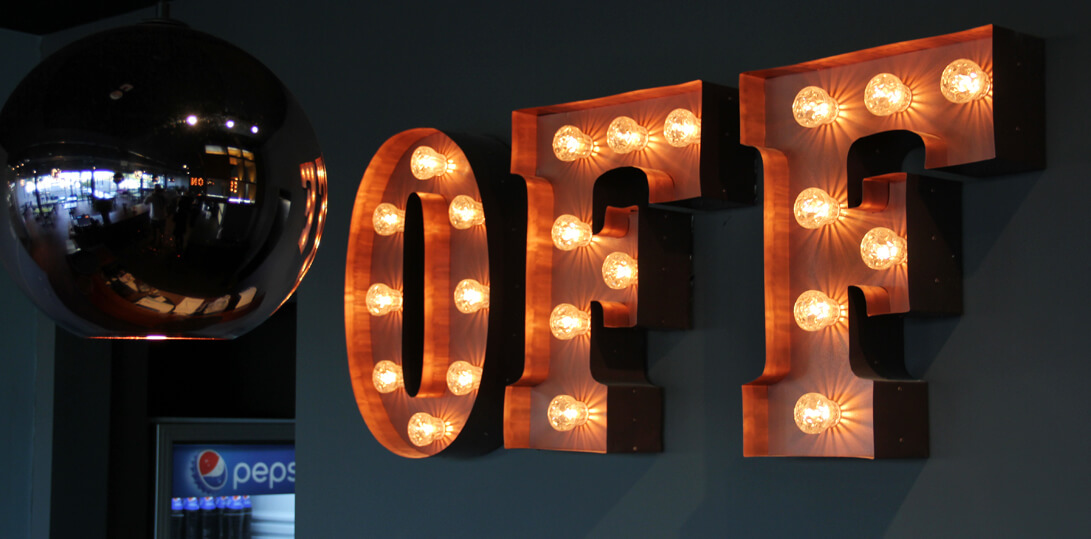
738,26,1035,458
505,81,733,453
346,129,491,457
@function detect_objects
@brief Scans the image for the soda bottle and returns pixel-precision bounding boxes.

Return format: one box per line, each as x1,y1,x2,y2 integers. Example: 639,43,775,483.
241,495,252,539
216,496,228,539
200,496,218,539
183,497,201,539
223,495,244,539
170,497,184,539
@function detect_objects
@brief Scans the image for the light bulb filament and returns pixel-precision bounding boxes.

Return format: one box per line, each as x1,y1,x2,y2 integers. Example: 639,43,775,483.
372,360,403,393
552,125,594,161
454,279,489,313
551,215,593,250
606,116,648,154
602,252,638,289
664,108,702,147
860,227,907,270
549,303,591,340
865,73,912,116
793,188,840,229
941,59,991,103
448,195,484,229
407,412,447,446
793,290,841,331
372,203,405,236
366,283,403,316
547,395,590,431
410,146,449,180
794,393,842,434
446,361,482,395
792,86,839,128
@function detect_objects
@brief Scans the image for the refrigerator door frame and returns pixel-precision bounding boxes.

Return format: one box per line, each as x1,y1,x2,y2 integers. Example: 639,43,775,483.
153,419,294,539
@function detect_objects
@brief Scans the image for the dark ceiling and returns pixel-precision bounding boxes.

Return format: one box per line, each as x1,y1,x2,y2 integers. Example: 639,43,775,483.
0,1,160,35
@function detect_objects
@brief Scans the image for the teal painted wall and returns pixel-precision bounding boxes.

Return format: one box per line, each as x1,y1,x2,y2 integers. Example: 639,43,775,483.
4,1,1089,536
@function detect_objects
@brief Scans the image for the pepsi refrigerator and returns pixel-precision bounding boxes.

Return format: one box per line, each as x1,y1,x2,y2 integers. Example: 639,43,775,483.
154,420,295,538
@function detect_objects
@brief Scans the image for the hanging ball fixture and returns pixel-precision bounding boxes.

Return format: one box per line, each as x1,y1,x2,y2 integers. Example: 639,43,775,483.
0,21,325,339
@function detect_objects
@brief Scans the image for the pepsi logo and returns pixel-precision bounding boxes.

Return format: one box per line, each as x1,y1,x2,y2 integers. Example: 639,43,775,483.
193,450,228,492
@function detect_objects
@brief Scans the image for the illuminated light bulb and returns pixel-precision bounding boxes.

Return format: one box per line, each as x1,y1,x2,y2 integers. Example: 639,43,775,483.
410,146,449,180
793,290,841,331
601,252,638,289
185,115,198,126
547,395,590,431
406,412,447,446
551,214,592,251
250,125,259,134
448,195,485,229
864,73,912,116
372,203,405,236
793,188,841,229
549,303,591,340
792,86,839,128
365,283,402,316
372,360,403,393
225,119,235,129
793,392,842,434
446,361,482,396
453,279,490,313
552,125,594,161
940,59,991,103
606,116,649,154
860,227,908,270
663,108,701,147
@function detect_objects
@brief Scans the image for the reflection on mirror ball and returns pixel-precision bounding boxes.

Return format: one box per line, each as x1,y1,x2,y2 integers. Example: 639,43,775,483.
0,21,325,339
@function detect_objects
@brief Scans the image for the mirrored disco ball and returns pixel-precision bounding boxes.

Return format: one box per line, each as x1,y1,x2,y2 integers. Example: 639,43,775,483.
0,21,326,339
